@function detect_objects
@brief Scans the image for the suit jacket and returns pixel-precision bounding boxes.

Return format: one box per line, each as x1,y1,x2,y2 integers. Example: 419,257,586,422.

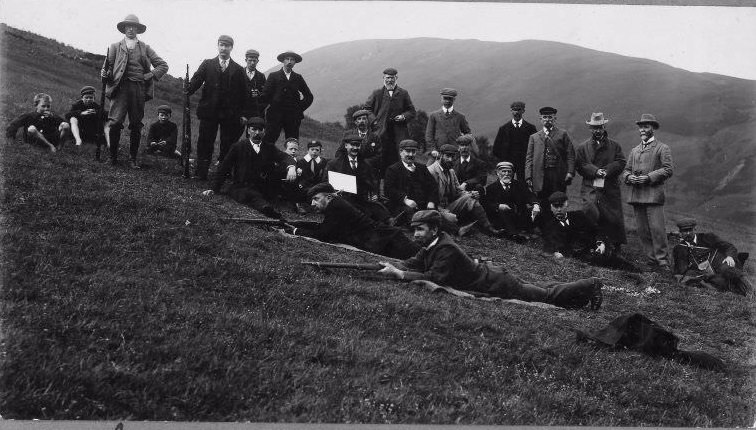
186,57,247,121
492,119,537,174
383,161,438,210
672,233,740,275
364,86,416,138
103,39,168,101
261,69,314,120
622,139,674,205
454,155,488,191
541,210,599,255
525,126,575,193
482,179,536,219
425,109,471,151
242,69,267,118
427,161,464,207
211,139,294,192
325,154,379,200
334,130,383,169
296,155,328,189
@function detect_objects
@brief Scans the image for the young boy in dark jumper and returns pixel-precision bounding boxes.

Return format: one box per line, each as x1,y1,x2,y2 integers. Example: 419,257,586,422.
146,105,179,157
6,93,70,152
66,86,106,159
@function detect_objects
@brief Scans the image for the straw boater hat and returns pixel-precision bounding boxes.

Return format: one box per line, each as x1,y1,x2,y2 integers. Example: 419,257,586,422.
585,112,610,126
277,51,302,63
117,14,146,34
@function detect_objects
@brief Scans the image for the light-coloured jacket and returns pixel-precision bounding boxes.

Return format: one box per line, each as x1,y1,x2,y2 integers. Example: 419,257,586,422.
622,139,674,204
102,39,168,101
525,126,575,193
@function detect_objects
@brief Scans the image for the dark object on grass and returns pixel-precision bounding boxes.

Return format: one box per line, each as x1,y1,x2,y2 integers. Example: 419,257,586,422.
303,261,383,270
574,313,726,371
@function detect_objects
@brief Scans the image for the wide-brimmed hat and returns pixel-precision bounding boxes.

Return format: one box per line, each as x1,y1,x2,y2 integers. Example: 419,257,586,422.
586,112,610,126
277,51,302,63
117,14,146,34
411,210,442,227
636,113,660,129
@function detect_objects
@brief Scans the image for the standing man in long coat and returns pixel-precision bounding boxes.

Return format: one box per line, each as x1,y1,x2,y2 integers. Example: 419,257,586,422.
364,68,416,175
425,88,471,160
261,51,314,146
493,101,537,182
575,113,627,256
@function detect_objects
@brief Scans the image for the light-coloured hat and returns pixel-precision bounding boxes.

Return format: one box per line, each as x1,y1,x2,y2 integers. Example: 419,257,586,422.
586,112,610,126
636,113,660,129
117,14,146,34
496,161,514,170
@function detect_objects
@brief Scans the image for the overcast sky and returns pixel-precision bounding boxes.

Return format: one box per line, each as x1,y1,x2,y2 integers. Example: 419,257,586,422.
2,0,755,80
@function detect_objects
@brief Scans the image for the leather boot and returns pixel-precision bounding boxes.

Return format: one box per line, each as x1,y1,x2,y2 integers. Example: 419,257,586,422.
108,127,121,164
129,129,141,168
195,160,210,180
546,277,603,310
472,205,506,237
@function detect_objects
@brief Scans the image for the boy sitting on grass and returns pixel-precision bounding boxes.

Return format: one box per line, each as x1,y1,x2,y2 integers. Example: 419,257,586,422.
146,105,179,157
5,93,70,152
66,86,106,159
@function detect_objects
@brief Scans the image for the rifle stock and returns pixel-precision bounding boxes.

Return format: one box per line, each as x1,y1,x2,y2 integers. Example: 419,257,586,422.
182,64,191,178
302,261,383,271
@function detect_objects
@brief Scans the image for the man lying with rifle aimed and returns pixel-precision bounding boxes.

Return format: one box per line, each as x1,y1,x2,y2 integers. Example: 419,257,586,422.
306,209,604,310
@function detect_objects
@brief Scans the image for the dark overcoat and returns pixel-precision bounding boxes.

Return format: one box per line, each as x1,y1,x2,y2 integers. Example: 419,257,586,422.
261,69,314,121
186,57,247,121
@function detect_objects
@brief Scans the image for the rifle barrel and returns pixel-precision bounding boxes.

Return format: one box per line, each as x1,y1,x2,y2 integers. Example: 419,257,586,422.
302,261,383,270
221,217,284,224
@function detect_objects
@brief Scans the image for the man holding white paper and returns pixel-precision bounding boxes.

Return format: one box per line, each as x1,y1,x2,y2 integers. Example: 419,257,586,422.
575,112,627,256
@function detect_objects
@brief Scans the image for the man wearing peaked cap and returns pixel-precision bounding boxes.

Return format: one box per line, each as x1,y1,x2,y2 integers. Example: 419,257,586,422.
101,14,168,168
364,67,416,175
378,208,604,310
287,182,421,259
575,112,627,258
622,113,674,268
453,134,487,194
482,160,539,240
241,48,267,121
260,51,313,146
493,100,538,183
185,35,247,179
334,108,383,176
426,87,471,162
66,85,106,155
383,138,438,224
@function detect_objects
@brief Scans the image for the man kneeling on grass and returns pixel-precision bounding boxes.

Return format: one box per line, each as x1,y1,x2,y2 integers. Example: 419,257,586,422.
283,183,421,259
6,93,70,152
378,210,604,309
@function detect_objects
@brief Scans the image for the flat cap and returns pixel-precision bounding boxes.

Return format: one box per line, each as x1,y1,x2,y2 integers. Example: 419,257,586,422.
455,135,474,145
218,35,234,45
676,218,697,230
496,161,514,170
383,67,398,76
548,191,568,204
399,139,419,150
411,210,442,227
439,144,458,154
341,131,363,144
245,49,260,58
245,117,266,128
539,106,558,115
440,88,458,97
157,105,172,114
307,140,322,149
307,182,335,200
80,86,96,96
277,51,302,63
352,109,371,119
510,101,526,109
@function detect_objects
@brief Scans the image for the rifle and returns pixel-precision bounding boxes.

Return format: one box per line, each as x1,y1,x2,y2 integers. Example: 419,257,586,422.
182,64,192,178
303,261,383,271
98,46,110,159
221,217,320,229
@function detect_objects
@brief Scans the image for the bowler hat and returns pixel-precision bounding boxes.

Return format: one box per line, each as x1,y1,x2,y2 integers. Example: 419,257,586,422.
245,117,265,128
496,161,514,170
245,49,260,58
352,109,371,119
586,112,610,126
455,135,474,145
636,113,660,129
676,218,697,231
399,139,419,150
307,182,335,200
510,101,526,110
307,140,322,149
539,106,557,115
439,144,458,155
157,105,172,114
440,88,458,97
383,68,398,76
117,14,146,34
80,86,96,96
277,51,302,63
548,191,568,204
411,210,442,227
217,35,234,46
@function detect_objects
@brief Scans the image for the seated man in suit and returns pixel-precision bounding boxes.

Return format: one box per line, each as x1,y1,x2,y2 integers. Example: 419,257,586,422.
540,191,603,259
378,210,603,310
335,109,383,176
482,161,538,241
427,144,504,237
383,139,439,225
453,135,488,193
201,117,296,218
671,218,751,296
285,183,421,259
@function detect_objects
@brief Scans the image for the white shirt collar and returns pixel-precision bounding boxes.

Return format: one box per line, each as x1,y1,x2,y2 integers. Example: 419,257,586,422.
642,136,656,145
443,106,454,114
304,153,321,163
460,155,470,163
402,161,415,171
219,57,230,66
283,68,292,79
512,119,522,126
426,236,440,250
500,179,511,187
124,37,138,49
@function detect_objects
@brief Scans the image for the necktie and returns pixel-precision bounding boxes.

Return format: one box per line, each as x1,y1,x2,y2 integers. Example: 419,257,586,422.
350,159,357,170
407,163,415,172
515,122,520,128
221,60,227,72
310,159,316,174
252,143,260,153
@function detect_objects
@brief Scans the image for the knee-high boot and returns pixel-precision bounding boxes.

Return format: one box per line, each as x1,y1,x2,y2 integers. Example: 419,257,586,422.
109,126,122,164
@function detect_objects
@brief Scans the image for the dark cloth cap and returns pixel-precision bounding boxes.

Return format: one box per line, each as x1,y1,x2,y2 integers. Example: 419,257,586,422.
80,86,96,96
277,51,302,63
439,144,458,154
383,67,398,76
510,101,526,109
245,117,265,128
307,140,322,149
676,218,697,230
539,106,558,115
636,113,660,129
399,139,419,150
218,35,234,46
411,210,442,227
245,49,260,58
306,182,335,200
157,105,172,114
455,135,474,145
548,191,568,204
352,109,371,119
341,131,362,144
440,88,458,97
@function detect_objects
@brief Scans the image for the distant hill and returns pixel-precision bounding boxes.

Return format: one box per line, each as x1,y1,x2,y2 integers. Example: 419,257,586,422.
282,38,756,227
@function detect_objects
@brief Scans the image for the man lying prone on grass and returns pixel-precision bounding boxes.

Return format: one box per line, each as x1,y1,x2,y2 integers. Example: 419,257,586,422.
378,210,604,310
